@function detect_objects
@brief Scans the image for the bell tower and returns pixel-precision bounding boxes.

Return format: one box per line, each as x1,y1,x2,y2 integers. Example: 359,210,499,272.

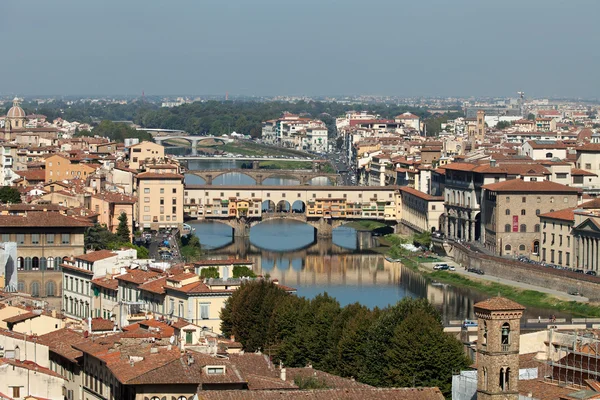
474,296,524,400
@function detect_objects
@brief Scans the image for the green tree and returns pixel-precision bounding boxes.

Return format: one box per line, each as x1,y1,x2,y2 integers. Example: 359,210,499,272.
385,311,470,397
0,186,21,204
232,265,256,278
180,234,202,262
496,120,512,129
199,267,219,279
116,212,131,243
85,223,117,251
527,113,535,120
413,231,432,248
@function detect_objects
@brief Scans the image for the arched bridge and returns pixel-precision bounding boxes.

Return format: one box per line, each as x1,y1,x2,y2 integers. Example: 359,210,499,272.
186,169,340,185
152,135,222,155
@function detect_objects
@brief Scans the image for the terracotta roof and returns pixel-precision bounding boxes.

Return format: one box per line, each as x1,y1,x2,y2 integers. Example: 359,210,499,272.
0,358,63,379
137,172,184,180
577,144,600,152
37,328,84,363
518,379,576,400
400,186,444,201
75,250,117,263
60,263,94,276
91,317,115,331
572,168,598,177
167,272,197,282
197,388,445,399
17,169,46,181
92,192,136,204
286,368,372,390
474,296,525,311
3,312,40,324
482,179,580,193
0,212,93,227
138,277,168,295
91,276,118,290
539,208,575,222
115,269,161,285
580,198,600,209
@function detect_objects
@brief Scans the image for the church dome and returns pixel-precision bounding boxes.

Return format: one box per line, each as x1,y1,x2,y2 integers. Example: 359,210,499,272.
7,97,25,119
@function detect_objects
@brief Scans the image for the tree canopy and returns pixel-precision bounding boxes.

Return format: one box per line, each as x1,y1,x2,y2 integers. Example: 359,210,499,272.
85,223,148,259
0,187,22,204
75,120,153,143
116,212,131,243
220,282,470,397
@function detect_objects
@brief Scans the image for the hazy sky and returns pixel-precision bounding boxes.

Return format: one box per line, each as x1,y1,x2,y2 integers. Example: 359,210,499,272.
2,0,598,98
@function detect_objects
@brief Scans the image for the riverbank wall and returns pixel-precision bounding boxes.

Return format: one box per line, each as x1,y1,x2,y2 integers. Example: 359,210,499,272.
439,240,600,301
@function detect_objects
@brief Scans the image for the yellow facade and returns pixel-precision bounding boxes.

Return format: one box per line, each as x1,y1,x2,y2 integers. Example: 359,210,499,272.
45,154,97,183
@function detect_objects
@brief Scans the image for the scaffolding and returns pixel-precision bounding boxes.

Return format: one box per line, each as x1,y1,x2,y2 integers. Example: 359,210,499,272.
544,329,600,388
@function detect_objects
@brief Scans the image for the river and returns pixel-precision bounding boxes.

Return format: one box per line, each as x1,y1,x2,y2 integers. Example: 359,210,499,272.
190,219,569,323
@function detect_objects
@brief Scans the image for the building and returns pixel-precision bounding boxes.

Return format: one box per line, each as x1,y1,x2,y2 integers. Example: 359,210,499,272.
474,297,524,400
399,187,444,234
521,140,568,160
0,358,65,400
575,144,600,195
61,249,137,321
0,212,92,303
572,209,600,272
481,179,580,257
89,192,136,238
394,112,421,131
136,167,184,230
261,113,328,152
538,208,575,268
128,141,165,170
0,305,65,335
45,154,98,183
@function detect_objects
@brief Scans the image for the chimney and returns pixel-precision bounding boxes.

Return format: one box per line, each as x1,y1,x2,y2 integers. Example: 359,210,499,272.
51,309,57,318
230,335,235,342
280,367,286,382
490,159,497,167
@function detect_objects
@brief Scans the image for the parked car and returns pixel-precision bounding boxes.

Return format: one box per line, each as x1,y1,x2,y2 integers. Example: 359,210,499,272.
575,269,584,274
586,271,597,276
463,320,478,327
434,263,449,270
449,266,456,271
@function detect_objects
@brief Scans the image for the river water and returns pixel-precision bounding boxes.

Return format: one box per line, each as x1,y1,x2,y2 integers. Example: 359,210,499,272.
190,219,567,323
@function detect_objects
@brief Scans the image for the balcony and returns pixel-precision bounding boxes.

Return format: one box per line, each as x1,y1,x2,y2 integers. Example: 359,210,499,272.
501,344,511,352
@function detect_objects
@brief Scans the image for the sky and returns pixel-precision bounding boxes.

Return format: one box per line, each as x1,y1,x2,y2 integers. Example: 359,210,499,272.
2,0,599,98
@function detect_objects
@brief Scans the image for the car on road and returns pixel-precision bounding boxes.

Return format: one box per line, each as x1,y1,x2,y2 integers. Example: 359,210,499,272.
449,266,456,271
433,263,449,270
462,320,478,327
586,271,597,276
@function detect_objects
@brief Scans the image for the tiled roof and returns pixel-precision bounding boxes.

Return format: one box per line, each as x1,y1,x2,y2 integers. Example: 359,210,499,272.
3,312,40,324
91,276,118,290
400,187,444,201
572,168,598,176
580,198,600,209
17,169,46,181
75,250,117,263
474,296,525,311
197,388,445,399
518,379,576,400
576,144,600,152
138,277,168,294
60,263,94,276
115,269,161,285
137,172,184,180
0,358,63,379
37,328,84,363
539,208,575,222
286,368,372,390
92,192,136,204
167,272,197,282
482,179,580,193
91,317,115,331
0,212,93,227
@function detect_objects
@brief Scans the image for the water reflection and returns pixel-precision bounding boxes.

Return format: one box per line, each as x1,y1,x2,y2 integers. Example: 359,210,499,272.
191,220,570,321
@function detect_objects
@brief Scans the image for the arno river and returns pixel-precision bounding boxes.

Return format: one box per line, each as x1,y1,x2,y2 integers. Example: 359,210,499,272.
185,159,570,323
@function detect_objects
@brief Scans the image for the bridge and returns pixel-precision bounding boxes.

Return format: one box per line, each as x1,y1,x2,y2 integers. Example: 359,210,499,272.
151,135,223,155
177,155,315,162
184,185,401,237
185,168,340,185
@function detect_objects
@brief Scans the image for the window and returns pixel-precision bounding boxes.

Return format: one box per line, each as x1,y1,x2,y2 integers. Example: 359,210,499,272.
533,241,540,254
172,206,177,214
550,197,554,203
563,197,568,203
504,224,511,232
537,197,541,203
506,196,510,203
520,224,526,233
534,224,540,233
160,188,164,194
566,252,570,266
11,387,20,398
551,249,555,263
505,209,510,216
207,367,225,375
144,197,150,203
160,198,164,205
521,209,526,216
31,281,40,297
31,233,39,244
61,234,70,244
505,244,511,252
144,188,150,194
522,196,526,203
535,209,540,215
200,303,209,319
144,206,150,212
172,188,177,194
519,244,526,251
16,234,24,245
1,233,9,242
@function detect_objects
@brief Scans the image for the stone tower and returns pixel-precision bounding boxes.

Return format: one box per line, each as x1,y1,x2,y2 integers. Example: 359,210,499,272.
476,110,486,142
474,296,524,400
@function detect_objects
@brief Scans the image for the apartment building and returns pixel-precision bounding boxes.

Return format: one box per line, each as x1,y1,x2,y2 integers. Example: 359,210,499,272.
575,144,600,195
481,179,580,257
62,249,139,321
89,192,136,237
45,154,98,183
539,208,575,267
136,167,184,230
128,141,165,170
261,113,328,152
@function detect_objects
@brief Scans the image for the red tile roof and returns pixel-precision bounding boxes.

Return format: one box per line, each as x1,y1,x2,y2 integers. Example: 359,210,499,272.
37,328,84,363
474,296,525,311
137,172,184,180
75,250,117,263
17,169,46,181
572,168,598,177
400,186,444,201
0,212,93,227
197,388,445,399
482,179,580,193
115,269,161,285
92,192,137,204
539,208,575,222
0,358,63,379
91,318,115,332
91,276,118,290
3,312,40,324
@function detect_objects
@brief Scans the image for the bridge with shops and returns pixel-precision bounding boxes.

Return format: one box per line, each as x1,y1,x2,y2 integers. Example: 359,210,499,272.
184,185,401,237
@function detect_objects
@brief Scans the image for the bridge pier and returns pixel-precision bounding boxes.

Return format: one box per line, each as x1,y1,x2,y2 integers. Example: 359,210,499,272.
229,218,251,237
191,139,199,156
252,161,260,169
154,137,164,146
